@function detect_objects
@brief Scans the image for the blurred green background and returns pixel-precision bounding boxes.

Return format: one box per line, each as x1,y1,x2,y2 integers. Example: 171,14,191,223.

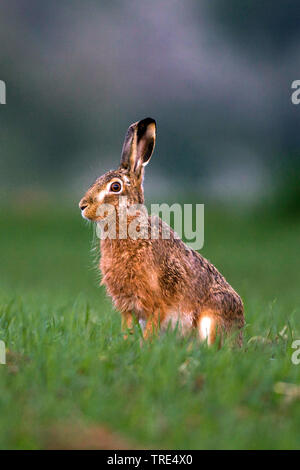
1,0,300,206
0,0,300,450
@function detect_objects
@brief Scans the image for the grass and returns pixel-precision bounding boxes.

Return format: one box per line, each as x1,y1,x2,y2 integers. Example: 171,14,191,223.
0,199,299,449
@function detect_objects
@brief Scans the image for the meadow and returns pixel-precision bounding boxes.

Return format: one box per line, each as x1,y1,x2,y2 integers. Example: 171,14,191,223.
0,198,299,449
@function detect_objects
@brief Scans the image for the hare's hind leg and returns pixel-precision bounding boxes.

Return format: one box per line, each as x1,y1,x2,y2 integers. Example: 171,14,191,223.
197,310,223,346
197,309,244,347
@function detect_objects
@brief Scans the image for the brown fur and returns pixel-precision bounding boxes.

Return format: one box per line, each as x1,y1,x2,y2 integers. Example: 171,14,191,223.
79,118,245,345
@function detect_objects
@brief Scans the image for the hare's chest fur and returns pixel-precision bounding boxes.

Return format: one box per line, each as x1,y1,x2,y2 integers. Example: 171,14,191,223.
100,239,161,318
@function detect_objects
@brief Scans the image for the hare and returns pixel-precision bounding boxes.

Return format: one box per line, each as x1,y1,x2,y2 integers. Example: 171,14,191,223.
79,118,244,345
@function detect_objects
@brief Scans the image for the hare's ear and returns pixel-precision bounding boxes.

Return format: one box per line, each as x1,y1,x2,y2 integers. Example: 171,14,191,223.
120,117,156,174
136,117,156,167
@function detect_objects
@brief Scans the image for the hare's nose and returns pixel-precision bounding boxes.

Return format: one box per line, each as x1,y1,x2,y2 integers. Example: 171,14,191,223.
79,201,88,211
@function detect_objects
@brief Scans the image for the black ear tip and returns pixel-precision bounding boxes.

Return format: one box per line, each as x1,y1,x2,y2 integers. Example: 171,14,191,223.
138,117,156,134
144,117,156,123
142,117,156,125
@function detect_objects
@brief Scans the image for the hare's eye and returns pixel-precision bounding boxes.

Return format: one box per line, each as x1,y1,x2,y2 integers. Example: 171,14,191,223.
110,181,122,193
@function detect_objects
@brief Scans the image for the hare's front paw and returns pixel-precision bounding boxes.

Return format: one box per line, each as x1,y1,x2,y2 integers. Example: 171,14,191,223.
142,311,165,341
121,312,134,340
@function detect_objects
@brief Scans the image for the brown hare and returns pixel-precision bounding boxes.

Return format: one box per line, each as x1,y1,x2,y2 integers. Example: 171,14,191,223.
79,118,244,345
